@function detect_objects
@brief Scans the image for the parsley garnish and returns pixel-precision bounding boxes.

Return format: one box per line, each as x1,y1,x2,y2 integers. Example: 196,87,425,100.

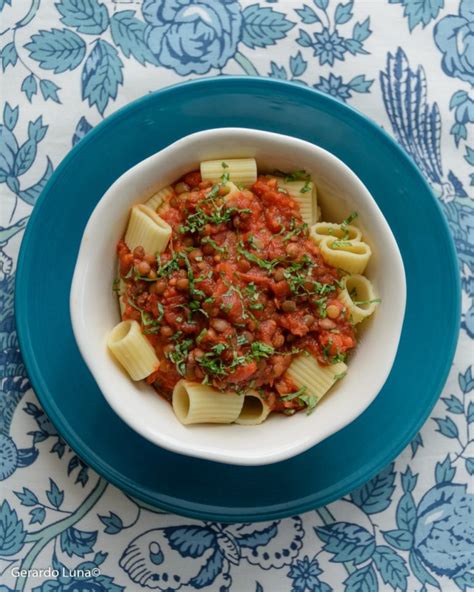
353,298,382,306
201,236,227,254
300,179,312,193
250,341,275,359
340,212,358,239
281,386,318,415
166,339,193,376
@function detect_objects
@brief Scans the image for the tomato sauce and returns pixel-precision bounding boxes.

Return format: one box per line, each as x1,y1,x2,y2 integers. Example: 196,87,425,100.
117,173,356,414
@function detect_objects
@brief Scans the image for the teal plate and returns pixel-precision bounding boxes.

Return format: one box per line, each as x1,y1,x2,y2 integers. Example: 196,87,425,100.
16,78,460,522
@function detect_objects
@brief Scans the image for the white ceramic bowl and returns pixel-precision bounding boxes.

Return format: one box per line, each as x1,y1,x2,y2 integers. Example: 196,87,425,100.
70,128,406,466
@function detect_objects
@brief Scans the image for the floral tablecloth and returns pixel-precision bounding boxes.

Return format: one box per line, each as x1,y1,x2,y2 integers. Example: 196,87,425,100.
1,1,473,591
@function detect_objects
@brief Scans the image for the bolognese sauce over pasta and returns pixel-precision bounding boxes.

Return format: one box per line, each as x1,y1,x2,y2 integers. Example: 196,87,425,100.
111,159,379,422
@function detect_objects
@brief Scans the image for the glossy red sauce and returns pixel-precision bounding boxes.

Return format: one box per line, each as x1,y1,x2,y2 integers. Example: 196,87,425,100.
117,173,356,414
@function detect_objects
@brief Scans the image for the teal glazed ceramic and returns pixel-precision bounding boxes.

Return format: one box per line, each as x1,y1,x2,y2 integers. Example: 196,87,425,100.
16,77,460,522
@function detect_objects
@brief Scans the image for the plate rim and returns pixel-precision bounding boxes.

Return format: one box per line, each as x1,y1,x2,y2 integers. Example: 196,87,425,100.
15,76,461,522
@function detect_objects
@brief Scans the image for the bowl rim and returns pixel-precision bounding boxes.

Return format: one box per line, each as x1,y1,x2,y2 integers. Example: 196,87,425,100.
69,124,406,465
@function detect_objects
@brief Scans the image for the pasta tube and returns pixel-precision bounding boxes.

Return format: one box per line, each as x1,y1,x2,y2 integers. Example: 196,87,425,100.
172,380,244,425
286,355,347,402
200,158,257,187
278,179,317,225
145,185,175,211
319,237,371,274
338,274,379,324
310,222,362,245
125,205,171,255
107,320,160,381
235,391,271,425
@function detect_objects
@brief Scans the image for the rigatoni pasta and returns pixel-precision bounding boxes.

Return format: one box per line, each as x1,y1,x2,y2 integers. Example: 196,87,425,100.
278,179,317,225
172,380,243,424
107,320,160,380
145,185,175,211
125,205,171,255
319,237,371,274
201,158,257,186
235,391,271,425
112,160,379,426
338,274,380,324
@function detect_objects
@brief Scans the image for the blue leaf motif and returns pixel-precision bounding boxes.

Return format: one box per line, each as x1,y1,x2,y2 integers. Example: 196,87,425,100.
0,500,26,556
401,467,417,493
290,51,307,76
403,0,444,32
396,493,417,532
410,432,424,458
0,125,18,178
14,139,37,176
56,0,109,35
18,157,53,205
353,18,371,41
0,0,11,9
348,75,373,92
164,525,215,558
441,394,464,413
60,526,97,557
350,462,395,514
465,458,474,475
373,545,409,591
468,402,474,424
29,507,46,525
334,1,353,24
314,0,329,9
72,116,93,146
382,529,413,551
110,11,158,66
46,479,64,509
465,146,474,166
295,5,320,24
241,4,294,49
190,549,225,588
7,175,20,193
81,39,124,115
39,80,61,103
434,416,459,439
343,564,378,592
25,28,86,74
459,366,473,393
14,488,38,507
0,42,18,70
450,90,469,110
297,29,313,48
28,117,48,143
98,512,123,535
21,74,37,102
315,523,375,564
269,62,287,80
3,103,18,131
409,551,440,588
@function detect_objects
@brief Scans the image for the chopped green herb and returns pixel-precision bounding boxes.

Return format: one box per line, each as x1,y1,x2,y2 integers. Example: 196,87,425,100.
353,298,382,306
112,279,121,293
274,169,311,182
299,394,318,415
300,179,312,193
166,339,193,376
331,240,352,249
332,353,347,364
334,371,347,380
281,386,307,401
201,236,227,254
196,329,207,344
250,341,275,359
221,161,229,169
236,334,248,346
340,211,358,239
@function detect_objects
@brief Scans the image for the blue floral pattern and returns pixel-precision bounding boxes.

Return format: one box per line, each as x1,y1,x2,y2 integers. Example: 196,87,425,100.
0,1,473,590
